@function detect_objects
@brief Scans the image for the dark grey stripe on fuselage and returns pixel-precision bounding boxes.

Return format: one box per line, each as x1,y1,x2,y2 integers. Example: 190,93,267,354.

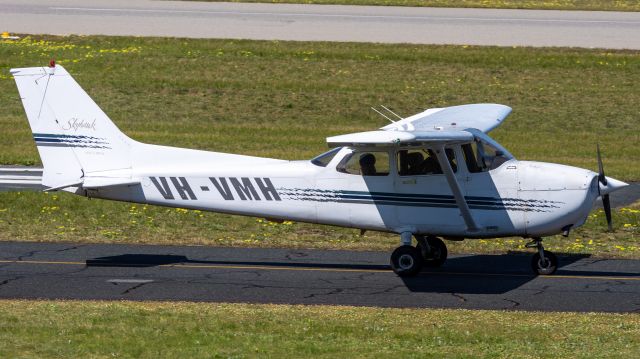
279,188,562,212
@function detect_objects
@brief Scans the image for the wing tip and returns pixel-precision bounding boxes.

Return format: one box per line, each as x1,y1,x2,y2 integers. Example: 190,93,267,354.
9,64,68,76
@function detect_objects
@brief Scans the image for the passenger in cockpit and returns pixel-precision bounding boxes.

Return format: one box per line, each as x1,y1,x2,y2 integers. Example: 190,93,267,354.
422,149,441,174
406,152,424,175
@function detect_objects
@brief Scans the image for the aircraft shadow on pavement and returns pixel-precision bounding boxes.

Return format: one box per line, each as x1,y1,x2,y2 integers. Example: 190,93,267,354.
85,253,389,270
86,252,638,295
86,254,191,267
402,252,639,294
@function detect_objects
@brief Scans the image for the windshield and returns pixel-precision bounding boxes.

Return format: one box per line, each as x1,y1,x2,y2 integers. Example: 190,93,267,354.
462,139,511,172
310,147,342,167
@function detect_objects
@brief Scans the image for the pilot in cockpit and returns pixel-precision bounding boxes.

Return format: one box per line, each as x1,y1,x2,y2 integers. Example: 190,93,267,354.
359,153,377,176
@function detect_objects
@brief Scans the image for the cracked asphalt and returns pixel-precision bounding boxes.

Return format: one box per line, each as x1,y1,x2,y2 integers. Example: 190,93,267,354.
0,242,638,312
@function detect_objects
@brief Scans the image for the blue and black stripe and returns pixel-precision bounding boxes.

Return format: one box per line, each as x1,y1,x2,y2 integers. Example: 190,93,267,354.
33,133,111,149
279,188,562,212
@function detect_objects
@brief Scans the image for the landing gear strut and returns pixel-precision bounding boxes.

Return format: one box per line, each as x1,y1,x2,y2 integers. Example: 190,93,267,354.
390,233,448,277
526,237,558,275
416,235,448,268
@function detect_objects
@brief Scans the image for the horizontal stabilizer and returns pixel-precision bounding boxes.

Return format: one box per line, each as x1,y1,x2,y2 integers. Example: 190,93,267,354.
44,181,83,192
82,177,140,189
43,176,139,191
0,167,44,192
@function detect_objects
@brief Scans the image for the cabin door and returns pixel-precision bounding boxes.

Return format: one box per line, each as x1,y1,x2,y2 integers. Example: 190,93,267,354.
394,147,467,232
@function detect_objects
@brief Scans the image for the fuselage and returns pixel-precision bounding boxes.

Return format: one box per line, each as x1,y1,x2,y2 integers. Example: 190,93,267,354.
86,138,604,240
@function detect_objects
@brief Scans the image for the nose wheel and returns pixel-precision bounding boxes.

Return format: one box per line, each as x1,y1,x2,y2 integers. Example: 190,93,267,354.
526,238,558,275
390,234,448,277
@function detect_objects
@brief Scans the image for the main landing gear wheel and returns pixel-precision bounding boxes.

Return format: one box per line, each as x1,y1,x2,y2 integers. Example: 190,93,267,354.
531,250,558,275
416,236,448,268
390,245,423,277
526,237,558,275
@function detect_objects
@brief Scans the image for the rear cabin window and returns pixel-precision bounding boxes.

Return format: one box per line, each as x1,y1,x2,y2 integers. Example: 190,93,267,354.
462,140,510,173
337,151,390,176
397,148,457,176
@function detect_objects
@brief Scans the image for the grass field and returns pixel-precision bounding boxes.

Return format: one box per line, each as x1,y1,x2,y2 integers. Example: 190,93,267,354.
0,300,638,358
201,0,640,12
0,35,639,256
1,191,639,257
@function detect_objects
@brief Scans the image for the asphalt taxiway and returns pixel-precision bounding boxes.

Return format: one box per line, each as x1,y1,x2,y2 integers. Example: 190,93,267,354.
0,241,638,312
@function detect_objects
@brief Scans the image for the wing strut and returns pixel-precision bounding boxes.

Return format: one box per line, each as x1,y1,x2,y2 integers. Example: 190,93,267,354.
433,146,479,232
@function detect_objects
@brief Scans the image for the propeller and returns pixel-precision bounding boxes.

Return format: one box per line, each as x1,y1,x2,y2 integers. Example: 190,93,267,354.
597,143,613,231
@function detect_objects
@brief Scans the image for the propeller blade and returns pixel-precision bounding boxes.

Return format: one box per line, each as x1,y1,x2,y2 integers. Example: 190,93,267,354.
602,194,613,232
597,144,613,231
597,143,607,186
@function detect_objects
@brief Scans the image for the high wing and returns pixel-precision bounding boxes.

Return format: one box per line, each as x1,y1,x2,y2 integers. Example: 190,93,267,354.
327,104,511,148
326,130,473,147
381,103,512,133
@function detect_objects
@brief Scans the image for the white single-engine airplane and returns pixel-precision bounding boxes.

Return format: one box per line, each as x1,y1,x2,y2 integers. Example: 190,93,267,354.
10,63,628,276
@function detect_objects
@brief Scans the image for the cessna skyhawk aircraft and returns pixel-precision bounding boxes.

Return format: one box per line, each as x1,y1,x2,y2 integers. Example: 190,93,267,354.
10,63,628,277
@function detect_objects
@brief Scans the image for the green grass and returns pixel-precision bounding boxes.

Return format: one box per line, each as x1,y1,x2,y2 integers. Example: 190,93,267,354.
198,0,640,12
1,192,638,257
0,300,638,358
0,35,639,256
2,36,639,178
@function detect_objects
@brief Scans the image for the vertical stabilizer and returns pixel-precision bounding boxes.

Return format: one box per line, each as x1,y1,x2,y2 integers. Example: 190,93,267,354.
11,64,133,189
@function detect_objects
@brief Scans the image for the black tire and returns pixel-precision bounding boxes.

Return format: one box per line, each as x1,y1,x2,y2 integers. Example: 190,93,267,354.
531,250,558,275
390,245,423,277
416,236,448,268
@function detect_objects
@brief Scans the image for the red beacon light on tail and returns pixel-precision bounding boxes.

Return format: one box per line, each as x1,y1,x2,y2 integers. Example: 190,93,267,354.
47,59,56,75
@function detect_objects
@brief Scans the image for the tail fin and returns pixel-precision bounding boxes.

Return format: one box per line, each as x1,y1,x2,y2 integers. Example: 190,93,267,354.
11,64,133,190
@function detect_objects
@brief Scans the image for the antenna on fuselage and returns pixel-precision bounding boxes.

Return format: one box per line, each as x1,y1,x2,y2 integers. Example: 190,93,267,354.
380,105,404,121
371,106,395,124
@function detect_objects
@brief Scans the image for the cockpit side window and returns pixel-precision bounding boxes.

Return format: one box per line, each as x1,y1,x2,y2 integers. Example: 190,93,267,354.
462,140,510,173
311,147,342,167
337,151,390,176
397,148,457,176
